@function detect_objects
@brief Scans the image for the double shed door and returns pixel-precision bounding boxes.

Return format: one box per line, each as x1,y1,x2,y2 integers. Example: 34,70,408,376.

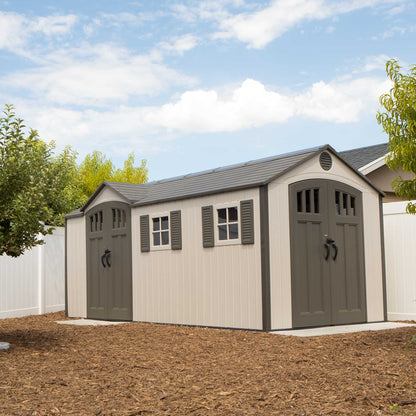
86,201,132,321
290,179,367,328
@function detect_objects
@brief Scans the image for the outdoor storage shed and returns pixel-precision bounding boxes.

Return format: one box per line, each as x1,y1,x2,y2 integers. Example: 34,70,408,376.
65,145,386,331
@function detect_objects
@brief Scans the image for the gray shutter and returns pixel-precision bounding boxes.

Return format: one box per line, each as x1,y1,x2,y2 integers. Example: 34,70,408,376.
240,199,254,245
140,215,150,252
201,205,214,248
170,210,182,250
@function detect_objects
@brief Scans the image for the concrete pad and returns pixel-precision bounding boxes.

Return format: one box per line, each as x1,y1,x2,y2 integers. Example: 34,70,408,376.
56,319,129,326
271,322,416,337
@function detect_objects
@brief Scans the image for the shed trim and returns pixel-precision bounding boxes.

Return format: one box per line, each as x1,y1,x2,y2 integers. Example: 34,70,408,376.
260,185,271,332
81,181,131,212
379,194,388,321
64,218,68,317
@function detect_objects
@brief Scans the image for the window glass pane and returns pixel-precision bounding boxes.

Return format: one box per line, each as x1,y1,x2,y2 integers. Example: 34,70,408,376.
218,225,227,240
90,216,94,232
314,189,319,213
99,211,103,231
351,197,356,216
297,191,302,213
342,193,348,215
161,216,169,230
153,217,160,231
229,223,239,239
117,209,121,228
335,191,340,215
305,189,311,213
228,207,238,222
161,231,169,245
121,210,126,228
218,208,227,223
112,209,116,229
153,232,160,246
95,213,98,231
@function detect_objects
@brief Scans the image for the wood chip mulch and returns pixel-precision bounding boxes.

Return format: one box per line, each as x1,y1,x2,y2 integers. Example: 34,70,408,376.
0,312,415,415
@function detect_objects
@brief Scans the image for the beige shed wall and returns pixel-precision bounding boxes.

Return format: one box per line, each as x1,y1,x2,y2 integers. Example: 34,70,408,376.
366,165,413,202
66,216,87,318
268,154,384,330
132,188,262,330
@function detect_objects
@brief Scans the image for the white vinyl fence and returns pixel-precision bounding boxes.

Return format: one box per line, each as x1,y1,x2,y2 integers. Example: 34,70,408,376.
383,201,416,321
0,228,65,319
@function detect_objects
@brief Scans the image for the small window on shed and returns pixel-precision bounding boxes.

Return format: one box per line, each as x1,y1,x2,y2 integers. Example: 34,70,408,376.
89,210,103,233
112,208,127,229
216,205,239,243
152,216,170,247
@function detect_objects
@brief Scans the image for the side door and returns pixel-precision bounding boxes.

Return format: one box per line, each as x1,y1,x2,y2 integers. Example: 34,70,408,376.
327,182,367,325
290,180,332,328
86,205,107,320
86,202,132,321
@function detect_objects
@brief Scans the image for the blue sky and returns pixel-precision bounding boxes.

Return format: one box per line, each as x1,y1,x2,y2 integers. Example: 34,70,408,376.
1,0,415,180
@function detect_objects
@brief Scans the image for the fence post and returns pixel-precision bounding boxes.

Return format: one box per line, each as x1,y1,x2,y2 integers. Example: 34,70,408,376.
38,240,45,315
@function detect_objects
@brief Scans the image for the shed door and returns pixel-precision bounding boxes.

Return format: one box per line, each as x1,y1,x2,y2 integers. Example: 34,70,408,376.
86,202,132,321
290,179,366,328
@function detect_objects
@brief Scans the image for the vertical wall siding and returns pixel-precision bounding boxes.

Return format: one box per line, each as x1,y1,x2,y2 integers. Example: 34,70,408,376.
268,155,384,330
383,201,416,321
132,188,262,330
66,216,87,318
0,228,65,318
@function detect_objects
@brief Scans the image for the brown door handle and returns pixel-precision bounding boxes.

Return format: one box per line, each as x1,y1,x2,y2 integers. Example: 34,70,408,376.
104,249,111,268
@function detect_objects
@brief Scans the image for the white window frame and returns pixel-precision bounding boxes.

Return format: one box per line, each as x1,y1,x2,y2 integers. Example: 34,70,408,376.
214,202,241,246
150,212,171,251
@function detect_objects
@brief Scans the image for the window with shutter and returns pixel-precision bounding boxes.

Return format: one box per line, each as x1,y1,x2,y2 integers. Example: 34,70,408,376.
201,205,214,248
170,210,182,250
140,215,150,252
240,199,254,244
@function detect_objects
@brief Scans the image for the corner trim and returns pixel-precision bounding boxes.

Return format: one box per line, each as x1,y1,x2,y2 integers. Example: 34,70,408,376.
260,185,271,331
379,195,388,321
64,218,68,317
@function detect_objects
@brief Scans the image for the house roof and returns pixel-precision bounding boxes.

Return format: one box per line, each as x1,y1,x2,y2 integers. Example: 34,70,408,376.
339,142,389,170
65,143,383,218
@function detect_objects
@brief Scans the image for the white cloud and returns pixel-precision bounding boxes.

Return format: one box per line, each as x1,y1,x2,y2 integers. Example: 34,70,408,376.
31,14,78,36
1,44,197,105
158,34,199,55
202,0,407,48
143,79,296,132
361,54,390,72
295,77,391,122
0,11,77,52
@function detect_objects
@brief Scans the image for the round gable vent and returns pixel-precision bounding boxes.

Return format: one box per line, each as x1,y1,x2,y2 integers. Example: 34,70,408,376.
319,151,332,171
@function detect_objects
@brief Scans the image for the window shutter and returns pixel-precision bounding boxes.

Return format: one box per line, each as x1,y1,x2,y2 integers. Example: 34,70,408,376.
170,210,182,250
201,205,214,248
240,199,254,245
140,215,150,252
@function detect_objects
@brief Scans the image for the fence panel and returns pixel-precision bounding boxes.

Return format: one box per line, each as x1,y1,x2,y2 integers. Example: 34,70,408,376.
0,228,65,319
383,201,416,321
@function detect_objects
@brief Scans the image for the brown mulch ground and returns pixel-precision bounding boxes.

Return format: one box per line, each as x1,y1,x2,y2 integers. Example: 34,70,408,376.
0,313,415,416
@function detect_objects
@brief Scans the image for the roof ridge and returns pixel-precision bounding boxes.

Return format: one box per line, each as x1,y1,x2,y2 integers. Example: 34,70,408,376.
147,145,324,186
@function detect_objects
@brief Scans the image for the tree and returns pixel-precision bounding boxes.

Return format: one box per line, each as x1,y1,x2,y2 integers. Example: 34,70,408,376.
377,59,416,213
0,105,55,256
44,146,85,227
75,151,148,203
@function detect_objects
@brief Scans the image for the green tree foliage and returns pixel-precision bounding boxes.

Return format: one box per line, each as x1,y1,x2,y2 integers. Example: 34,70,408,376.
0,105,55,256
377,59,416,213
0,104,148,256
44,146,85,227
75,151,148,203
